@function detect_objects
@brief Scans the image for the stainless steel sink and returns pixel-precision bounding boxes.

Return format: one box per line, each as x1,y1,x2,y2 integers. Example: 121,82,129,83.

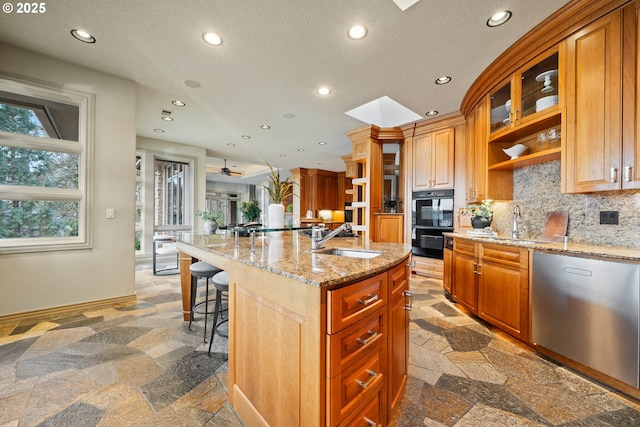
312,248,383,259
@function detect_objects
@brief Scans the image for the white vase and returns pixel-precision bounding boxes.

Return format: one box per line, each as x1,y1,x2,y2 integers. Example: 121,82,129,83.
268,203,285,235
204,220,217,234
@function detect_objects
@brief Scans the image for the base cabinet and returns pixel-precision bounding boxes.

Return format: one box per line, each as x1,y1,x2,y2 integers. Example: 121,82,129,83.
326,256,411,426
451,238,530,342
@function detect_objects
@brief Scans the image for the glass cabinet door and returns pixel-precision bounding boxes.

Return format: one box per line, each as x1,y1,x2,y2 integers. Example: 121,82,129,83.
520,52,558,120
489,82,511,133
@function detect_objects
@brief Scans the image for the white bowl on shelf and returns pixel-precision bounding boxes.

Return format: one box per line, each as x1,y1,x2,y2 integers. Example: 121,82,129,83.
536,95,558,112
503,143,528,159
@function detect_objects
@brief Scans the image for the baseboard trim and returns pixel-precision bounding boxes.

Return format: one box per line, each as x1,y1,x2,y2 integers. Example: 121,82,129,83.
0,294,138,323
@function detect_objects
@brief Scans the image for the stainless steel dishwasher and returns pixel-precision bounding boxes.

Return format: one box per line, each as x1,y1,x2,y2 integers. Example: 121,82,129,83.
532,252,640,387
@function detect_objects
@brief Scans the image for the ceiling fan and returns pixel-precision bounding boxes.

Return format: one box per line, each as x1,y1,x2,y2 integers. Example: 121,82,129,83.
217,159,242,177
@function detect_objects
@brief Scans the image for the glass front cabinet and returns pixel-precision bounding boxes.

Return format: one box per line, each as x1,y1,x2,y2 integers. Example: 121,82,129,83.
489,48,560,137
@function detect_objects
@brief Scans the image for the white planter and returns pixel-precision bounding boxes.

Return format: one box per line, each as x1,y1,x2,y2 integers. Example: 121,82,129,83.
204,220,217,234
268,203,285,235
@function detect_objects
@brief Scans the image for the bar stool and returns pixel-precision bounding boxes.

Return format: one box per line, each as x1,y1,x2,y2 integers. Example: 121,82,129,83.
208,270,229,357
188,261,222,342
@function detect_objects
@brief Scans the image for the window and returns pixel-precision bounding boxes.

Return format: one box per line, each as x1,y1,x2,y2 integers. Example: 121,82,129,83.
0,76,92,253
206,192,242,225
154,159,191,228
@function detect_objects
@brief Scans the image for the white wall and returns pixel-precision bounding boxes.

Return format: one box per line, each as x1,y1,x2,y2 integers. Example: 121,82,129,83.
0,43,137,316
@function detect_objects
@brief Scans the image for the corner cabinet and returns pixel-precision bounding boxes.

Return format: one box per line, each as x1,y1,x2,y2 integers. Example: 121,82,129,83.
563,2,640,192
451,238,530,343
412,127,455,190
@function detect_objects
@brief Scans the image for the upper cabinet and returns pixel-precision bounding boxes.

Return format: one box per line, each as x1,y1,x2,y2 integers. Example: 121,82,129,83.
412,127,455,191
490,50,561,137
563,2,640,192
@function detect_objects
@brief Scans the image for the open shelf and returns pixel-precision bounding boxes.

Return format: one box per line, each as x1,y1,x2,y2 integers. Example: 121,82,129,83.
489,147,561,170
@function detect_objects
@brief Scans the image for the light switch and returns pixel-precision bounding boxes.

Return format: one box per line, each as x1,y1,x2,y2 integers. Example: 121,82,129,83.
106,208,115,219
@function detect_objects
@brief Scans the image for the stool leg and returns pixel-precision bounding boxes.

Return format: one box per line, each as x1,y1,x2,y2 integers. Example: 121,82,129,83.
203,277,209,343
188,275,197,330
208,289,222,357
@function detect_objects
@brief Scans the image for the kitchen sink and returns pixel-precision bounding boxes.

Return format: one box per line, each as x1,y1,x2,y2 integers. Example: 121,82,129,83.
312,248,383,259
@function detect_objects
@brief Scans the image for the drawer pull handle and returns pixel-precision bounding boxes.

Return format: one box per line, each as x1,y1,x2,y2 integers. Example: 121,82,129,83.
357,370,378,389
404,290,413,311
357,330,378,346
363,417,378,426
358,294,379,306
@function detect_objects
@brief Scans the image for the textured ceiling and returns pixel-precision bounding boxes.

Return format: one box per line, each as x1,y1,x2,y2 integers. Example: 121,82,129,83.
0,0,569,183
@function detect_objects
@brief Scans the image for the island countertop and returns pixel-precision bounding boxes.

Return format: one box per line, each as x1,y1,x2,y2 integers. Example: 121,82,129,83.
173,230,412,288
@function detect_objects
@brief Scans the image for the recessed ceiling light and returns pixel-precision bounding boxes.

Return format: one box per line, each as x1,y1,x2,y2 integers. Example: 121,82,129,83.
172,100,186,107
487,10,512,27
184,80,201,88
297,148,305,152
260,124,271,129
426,110,439,116
161,116,174,121
318,141,327,145
154,128,165,133
348,25,367,40
241,135,251,139
203,32,222,46
317,87,331,96
70,29,96,44
435,76,451,85
227,143,236,147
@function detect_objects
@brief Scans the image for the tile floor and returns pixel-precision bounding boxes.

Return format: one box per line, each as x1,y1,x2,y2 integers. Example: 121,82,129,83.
1,267,639,426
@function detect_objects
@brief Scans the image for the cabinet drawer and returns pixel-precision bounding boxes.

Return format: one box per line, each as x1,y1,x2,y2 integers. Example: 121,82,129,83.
327,309,386,377
328,341,385,426
327,273,387,334
337,390,382,427
481,243,529,269
454,238,477,257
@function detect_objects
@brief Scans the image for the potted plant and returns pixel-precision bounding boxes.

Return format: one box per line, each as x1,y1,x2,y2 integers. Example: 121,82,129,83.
468,200,493,229
262,161,295,231
196,209,225,233
240,200,261,224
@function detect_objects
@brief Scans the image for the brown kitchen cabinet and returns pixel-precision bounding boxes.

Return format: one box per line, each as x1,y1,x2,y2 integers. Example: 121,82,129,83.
412,126,455,191
465,100,489,203
443,245,453,295
387,260,410,416
564,2,640,192
452,238,530,343
374,213,404,243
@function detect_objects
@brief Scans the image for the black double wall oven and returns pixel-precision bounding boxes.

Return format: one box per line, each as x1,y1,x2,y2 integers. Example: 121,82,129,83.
411,189,454,260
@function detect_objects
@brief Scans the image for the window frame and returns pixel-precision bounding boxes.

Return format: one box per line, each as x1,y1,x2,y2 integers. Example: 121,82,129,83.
0,74,94,253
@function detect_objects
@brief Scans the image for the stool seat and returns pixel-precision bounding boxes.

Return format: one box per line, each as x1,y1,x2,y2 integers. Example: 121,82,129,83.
213,271,229,290
190,261,221,277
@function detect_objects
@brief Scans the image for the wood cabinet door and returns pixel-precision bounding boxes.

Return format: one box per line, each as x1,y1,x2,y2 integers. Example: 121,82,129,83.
387,261,409,417
465,101,487,203
374,214,403,243
443,248,453,295
432,127,455,189
412,133,433,190
623,0,640,189
477,260,529,341
564,9,623,192
452,251,478,315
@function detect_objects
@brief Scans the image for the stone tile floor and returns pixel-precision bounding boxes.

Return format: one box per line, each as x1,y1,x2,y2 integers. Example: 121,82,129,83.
1,267,639,426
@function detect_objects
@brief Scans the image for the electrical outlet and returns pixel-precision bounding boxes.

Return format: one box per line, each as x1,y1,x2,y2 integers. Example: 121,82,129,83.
599,211,618,225
106,208,115,219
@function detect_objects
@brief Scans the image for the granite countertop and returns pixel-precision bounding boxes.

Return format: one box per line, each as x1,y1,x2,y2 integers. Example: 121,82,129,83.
174,231,412,288
448,232,640,262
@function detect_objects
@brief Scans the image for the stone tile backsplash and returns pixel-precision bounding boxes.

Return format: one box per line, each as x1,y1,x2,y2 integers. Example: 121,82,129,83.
490,160,640,248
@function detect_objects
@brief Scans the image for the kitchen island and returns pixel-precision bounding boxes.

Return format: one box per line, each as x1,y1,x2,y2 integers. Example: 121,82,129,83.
174,230,412,427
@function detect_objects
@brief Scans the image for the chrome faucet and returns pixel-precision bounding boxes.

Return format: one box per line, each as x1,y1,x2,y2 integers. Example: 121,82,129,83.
512,204,523,239
311,223,352,250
